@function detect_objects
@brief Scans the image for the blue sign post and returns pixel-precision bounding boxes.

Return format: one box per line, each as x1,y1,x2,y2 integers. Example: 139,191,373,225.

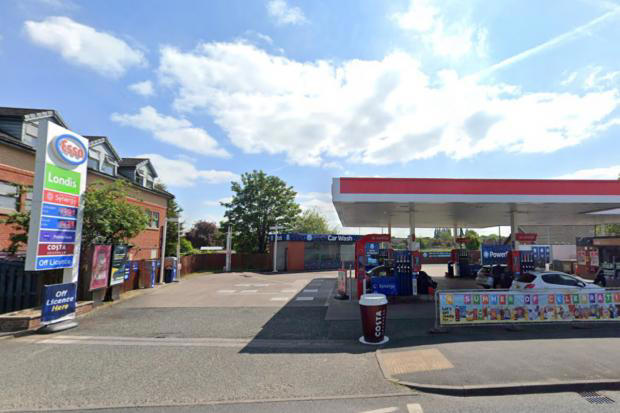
41,282,77,325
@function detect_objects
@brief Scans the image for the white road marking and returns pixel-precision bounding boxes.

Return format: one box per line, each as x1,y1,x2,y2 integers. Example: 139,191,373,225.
235,284,251,287
407,403,424,413
240,289,258,294
270,297,290,302
303,289,319,293
359,407,399,413
252,283,269,287
295,296,314,301
281,289,297,293
216,290,235,294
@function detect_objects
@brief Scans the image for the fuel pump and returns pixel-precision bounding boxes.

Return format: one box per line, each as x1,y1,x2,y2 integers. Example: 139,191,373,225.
354,234,392,299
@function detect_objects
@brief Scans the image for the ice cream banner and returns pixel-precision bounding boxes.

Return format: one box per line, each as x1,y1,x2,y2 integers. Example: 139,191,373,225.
438,289,620,325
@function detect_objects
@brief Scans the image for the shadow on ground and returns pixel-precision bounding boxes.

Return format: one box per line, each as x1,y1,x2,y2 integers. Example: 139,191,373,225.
241,274,620,355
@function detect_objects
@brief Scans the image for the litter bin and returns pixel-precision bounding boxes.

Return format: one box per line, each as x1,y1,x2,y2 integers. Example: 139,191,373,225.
359,293,389,345
164,257,178,283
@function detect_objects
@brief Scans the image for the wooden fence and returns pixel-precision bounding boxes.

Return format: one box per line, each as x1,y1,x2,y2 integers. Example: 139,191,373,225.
0,260,62,314
180,253,271,275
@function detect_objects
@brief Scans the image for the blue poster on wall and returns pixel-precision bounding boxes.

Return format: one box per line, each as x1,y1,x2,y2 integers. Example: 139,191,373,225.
41,282,76,324
481,245,511,265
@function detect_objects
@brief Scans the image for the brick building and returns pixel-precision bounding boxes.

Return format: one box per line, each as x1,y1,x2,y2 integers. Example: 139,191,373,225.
0,107,173,261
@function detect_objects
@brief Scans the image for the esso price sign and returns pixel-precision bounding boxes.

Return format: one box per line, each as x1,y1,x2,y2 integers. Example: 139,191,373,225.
52,134,87,166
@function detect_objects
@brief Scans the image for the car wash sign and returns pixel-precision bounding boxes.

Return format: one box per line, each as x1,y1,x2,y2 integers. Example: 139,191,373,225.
481,245,511,265
26,121,88,271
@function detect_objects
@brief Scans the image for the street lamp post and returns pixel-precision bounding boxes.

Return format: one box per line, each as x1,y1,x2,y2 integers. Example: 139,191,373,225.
269,225,284,273
167,217,181,282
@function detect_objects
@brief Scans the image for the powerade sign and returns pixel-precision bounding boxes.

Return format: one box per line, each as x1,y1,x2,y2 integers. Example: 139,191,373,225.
481,245,511,265
269,233,362,243
41,282,76,324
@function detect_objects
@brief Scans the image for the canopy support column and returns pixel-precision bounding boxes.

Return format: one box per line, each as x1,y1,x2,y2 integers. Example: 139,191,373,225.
408,209,416,251
510,211,520,250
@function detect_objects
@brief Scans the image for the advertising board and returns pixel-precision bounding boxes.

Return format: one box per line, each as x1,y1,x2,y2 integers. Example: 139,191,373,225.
481,245,511,265
109,245,129,286
25,121,88,275
89,245,112,291
41,282,77,324
438,288,620,326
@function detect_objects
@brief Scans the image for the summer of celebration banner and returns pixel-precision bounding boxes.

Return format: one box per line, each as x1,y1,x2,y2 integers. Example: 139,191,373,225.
438,289,620,326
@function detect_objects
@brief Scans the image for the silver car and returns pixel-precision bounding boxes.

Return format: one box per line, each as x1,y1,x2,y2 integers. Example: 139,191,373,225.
475,265,508,289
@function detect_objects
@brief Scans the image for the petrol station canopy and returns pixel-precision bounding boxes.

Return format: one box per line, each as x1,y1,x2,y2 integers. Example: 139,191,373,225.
332,177,620,229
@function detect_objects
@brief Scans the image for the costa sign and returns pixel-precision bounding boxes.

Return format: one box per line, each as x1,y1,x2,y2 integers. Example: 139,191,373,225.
52,134,87,166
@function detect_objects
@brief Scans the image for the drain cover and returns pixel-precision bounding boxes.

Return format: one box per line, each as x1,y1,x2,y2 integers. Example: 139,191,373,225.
579,391,615,405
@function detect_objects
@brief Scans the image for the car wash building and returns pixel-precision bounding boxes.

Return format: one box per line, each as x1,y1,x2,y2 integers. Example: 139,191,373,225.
269,233,362,271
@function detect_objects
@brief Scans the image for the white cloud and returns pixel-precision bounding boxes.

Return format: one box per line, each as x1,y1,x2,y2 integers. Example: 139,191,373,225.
138,153,239,187
392,0,487,59
296,192,341,229
111,106,230,158
128,80,154,96
203,197,233,207
555,165,620,180
267,0,307,25
24,16,146,77
157,41,620,166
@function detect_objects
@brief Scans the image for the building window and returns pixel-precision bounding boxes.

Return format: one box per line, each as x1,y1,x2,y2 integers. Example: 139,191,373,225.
88,156,99,170
101,159,116,176
151,211,160,228
23,187,33,212
145,177,154,189
145,209,159,229
136,172,144,185
0,181,19,211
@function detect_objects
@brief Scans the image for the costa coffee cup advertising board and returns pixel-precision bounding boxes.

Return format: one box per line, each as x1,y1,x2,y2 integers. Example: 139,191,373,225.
359,293,389,345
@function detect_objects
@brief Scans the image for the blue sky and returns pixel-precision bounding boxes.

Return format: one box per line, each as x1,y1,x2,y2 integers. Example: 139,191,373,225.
1,0,620,236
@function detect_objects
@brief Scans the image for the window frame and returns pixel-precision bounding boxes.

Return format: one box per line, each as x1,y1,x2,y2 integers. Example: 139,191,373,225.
0,181,19,212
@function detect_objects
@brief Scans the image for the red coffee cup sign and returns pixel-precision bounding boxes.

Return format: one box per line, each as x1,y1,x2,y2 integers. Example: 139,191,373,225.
359,293,389,345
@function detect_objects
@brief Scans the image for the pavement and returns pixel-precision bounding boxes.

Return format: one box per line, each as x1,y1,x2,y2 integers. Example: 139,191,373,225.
3,266,620,412
9,391,620,412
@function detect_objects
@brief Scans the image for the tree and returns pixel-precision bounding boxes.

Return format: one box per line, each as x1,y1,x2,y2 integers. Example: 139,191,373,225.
2,211,30,254
221,170,301,253
3,180,149,255
180,237,196,255
155,182,183,256
185,220,221,249
464,229,481,250
82,180,149,247
291,208,331,233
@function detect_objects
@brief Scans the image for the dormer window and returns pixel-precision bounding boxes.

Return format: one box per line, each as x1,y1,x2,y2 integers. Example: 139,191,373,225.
88,156,99,170
145,176,154,189
101,158,116,176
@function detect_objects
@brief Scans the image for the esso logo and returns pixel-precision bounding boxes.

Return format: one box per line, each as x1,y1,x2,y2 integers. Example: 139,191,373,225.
53,135,87,166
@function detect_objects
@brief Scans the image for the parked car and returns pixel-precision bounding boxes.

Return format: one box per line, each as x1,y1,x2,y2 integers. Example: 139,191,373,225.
510,271,599,290
475,264,509,289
